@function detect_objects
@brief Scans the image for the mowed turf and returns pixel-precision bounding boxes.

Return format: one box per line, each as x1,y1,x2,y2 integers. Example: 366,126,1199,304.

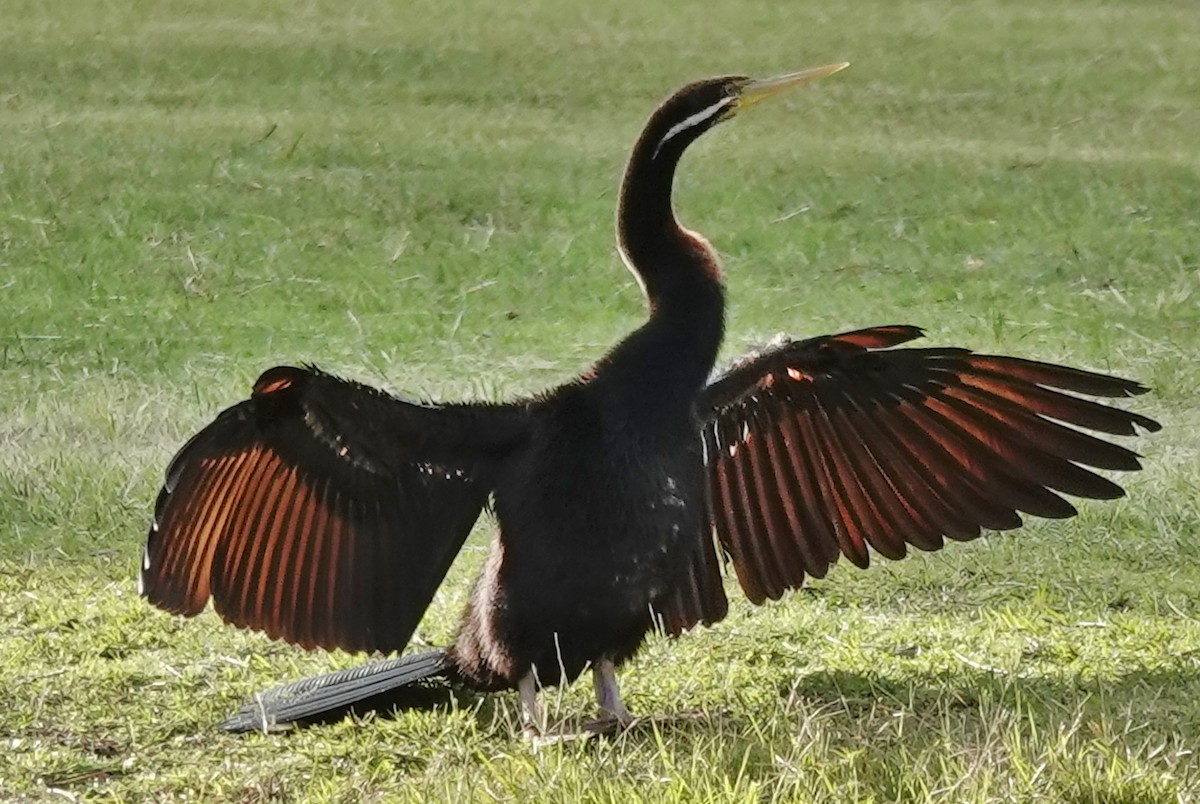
2,0,1198,800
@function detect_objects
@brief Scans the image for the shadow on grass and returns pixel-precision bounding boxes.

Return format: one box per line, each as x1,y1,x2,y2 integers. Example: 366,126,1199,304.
259,661,1200,738
24,659,1189,801
225,662,1200,797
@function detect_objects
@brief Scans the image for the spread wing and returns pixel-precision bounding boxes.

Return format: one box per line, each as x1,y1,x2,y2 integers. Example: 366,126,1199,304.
683,325,1160,608
655,513,729,637
140,365,533,654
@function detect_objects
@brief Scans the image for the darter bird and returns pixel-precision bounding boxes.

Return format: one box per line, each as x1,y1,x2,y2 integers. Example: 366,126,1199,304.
140,64,1160,735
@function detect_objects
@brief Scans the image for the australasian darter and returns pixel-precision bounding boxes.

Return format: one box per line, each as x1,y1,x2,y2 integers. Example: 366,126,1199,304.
139,64,1160,734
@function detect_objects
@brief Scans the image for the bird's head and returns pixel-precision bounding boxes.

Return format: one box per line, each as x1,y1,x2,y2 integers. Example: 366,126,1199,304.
645,63,849,161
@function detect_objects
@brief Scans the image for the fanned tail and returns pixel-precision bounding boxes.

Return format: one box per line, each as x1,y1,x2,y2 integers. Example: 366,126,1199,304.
221,649,458,733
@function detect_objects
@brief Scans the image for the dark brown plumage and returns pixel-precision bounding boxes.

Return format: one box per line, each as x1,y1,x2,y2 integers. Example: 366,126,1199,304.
140,65,1159,734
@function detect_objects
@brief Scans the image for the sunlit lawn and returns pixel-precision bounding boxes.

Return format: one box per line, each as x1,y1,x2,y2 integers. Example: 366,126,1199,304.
2,0,1198,800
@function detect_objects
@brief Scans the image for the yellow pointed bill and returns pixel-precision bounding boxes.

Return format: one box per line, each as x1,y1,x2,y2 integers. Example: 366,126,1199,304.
738,62,849,110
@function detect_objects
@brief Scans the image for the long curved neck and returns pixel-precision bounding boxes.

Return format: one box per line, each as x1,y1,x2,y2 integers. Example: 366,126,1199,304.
616,115,725,315
604,111,726,406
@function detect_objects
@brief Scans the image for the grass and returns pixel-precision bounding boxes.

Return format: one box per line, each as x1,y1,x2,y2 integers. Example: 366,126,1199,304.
2,0,1198,799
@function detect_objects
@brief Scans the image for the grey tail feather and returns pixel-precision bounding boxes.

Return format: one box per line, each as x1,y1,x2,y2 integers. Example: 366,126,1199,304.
221,649,457,733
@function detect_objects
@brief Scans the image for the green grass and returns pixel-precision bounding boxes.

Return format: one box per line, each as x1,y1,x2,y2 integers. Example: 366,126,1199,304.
2,0,1198,799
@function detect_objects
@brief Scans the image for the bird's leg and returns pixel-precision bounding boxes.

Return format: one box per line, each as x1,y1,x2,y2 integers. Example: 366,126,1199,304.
591,657,633,729
520,661,632,745
518,671,544,737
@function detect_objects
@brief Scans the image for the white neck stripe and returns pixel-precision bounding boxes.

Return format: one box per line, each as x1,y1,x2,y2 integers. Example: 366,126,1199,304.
652,98,734,160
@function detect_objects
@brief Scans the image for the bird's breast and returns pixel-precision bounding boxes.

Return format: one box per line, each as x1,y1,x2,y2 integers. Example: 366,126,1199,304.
493,403,707,601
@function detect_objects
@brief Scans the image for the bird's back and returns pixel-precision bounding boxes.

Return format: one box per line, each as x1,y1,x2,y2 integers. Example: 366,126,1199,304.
469,368,709,685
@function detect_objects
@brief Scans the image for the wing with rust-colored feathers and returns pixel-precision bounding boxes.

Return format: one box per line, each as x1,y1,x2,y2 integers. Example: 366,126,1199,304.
141,365,533,654
665,325,1159,622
